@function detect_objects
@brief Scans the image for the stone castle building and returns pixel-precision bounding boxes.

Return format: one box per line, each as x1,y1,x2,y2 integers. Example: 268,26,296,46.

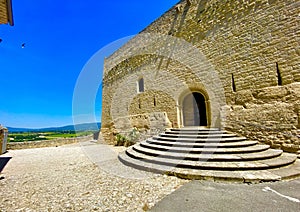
100,0,299,152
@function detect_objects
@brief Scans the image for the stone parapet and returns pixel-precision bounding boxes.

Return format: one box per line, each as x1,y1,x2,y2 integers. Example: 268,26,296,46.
7,135,94,150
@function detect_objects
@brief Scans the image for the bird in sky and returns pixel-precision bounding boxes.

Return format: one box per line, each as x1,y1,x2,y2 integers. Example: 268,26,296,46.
21,43,25,48
0,38,2,43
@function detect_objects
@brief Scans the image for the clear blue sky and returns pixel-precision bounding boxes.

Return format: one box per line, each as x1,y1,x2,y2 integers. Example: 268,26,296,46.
0,0,179,128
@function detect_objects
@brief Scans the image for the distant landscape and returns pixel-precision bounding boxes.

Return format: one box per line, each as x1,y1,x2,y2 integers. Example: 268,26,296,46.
6,122,101,142
7,122,101,133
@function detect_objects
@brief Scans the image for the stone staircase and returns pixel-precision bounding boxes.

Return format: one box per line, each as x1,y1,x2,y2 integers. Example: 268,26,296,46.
118,127,300,183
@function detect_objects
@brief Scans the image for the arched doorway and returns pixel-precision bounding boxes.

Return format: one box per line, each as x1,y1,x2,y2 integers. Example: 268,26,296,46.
182,92,207,126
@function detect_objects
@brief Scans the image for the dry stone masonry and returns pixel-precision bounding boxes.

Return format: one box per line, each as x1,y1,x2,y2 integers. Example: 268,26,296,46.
0,126,8,154
100,0,299,152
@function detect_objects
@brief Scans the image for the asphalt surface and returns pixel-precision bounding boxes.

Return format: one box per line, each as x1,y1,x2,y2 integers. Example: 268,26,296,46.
150,178,300,212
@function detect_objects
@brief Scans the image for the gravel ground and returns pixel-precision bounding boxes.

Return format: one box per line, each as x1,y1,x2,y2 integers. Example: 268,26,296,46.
0,141,188,211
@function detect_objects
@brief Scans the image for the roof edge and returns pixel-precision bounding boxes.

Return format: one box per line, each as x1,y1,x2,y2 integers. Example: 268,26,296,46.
6,0,14,26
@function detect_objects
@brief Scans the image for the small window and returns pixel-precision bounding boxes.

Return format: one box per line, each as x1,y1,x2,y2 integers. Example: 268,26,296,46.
137,77,144,93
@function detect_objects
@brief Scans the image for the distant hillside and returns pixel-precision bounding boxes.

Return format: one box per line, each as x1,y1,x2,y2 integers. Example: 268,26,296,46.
7,122,101,133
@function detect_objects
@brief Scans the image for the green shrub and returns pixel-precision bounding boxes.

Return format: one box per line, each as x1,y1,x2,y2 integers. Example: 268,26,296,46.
115,133,127,146
115,128,140,147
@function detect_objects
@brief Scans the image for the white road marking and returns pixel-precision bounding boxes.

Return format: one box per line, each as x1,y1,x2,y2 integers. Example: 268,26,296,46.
263,186,300,203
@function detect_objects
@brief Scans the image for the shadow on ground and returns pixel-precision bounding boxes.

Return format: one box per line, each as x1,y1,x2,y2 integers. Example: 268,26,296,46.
0,156,12,173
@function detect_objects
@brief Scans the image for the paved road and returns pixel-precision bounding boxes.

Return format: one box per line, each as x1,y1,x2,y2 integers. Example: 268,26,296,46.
151,178,300,212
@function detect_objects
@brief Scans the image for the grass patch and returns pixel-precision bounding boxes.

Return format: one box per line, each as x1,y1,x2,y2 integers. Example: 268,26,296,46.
8,131,95,142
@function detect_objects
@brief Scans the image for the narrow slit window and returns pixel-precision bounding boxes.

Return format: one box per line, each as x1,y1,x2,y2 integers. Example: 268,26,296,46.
138,77,144,93
138,99,141,109
231,74,236,92
276,62,282,86
154,96,156,106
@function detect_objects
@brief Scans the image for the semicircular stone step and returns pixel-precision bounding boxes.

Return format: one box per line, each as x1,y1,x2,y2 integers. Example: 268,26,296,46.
165,130,229,135
160,132,237,139
140,141,270,154
118,127,300,182
132,144,281,161
132,145,282,162
118,152,300,182
124,148,296,171
147,138,258,148
170,127,220,132
153,135,247,143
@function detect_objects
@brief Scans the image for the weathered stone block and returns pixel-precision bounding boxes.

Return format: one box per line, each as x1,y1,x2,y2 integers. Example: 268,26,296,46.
253,86,288,101
282,144,299,153
149,112,172,130
235,90,254,106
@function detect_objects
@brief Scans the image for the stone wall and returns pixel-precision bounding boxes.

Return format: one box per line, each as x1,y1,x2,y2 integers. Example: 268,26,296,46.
0,126,8,154
100,0,299,151
7,135,94,150
102,112,172,145
225,82,300,152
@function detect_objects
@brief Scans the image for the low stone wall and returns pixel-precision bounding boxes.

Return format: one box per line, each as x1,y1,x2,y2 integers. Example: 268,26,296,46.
7,135,94,150
100,112,172,145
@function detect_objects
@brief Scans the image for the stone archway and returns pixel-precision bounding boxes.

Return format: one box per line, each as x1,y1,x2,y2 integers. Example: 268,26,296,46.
182,92,208,127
